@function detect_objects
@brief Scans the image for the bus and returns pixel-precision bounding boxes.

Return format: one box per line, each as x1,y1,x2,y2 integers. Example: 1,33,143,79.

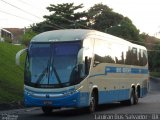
16,29,149,114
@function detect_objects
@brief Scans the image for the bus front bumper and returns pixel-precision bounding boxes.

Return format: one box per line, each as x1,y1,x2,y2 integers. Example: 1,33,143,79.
24,90,81,108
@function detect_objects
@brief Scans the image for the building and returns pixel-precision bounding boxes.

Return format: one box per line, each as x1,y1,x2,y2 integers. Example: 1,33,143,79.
0,28,24,43
0,28,13,42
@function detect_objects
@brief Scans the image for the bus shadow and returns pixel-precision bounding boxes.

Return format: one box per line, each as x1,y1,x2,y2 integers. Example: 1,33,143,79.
38,102,126,117
96,102,125,112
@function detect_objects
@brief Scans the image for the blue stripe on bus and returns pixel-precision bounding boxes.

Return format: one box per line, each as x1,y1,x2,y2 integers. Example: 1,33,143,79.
105,66,149,74
99,89,130,104
98,87,148,104
89,67,148,78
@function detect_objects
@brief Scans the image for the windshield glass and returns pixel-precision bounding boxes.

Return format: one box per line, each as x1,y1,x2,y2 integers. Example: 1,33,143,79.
25,41,81,88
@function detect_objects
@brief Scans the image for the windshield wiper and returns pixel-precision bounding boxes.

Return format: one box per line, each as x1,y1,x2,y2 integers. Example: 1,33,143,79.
35,44,52,86
34,44,63,87
51,61,63,87
35,59,50,85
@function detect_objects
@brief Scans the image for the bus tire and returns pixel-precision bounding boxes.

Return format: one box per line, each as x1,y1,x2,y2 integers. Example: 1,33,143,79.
134,90,138,104
126,88,134,105
42,106,53,115
89,91,97,113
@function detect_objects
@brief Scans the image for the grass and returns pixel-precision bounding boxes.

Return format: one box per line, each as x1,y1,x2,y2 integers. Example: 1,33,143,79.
0,42,25,103
150,72,160,78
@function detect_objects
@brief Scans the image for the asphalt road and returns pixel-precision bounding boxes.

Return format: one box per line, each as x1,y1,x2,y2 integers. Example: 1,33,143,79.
1,77,160,120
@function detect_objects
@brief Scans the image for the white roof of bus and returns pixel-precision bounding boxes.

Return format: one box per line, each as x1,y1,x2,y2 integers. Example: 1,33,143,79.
31,29,146,50
31,29,90,42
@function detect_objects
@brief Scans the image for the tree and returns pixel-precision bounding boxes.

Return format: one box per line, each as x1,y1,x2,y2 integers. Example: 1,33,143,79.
88,3,140,42
31,21,56,33
88,3,123,31
87,3,112,28
31,3,88,33
141,33,160,72
21,29,37,46
148,44,160,72
106,17,140,42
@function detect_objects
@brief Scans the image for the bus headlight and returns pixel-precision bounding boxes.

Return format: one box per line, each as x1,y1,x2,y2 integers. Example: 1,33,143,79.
63,86,83,96
64,90,78,96
24,89,33,96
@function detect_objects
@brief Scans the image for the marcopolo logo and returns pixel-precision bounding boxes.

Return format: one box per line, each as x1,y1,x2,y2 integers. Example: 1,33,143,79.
46,94,50,98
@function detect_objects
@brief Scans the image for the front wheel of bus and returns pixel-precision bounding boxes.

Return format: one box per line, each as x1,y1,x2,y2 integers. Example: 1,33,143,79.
42,106,53,115
89,92,96,113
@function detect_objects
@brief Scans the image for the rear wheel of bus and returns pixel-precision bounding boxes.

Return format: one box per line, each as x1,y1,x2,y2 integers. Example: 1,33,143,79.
121,88,138,105
126,88,139,105
133,89,139,104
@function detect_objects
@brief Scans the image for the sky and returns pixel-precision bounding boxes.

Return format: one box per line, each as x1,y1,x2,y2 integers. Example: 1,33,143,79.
0,0,160,38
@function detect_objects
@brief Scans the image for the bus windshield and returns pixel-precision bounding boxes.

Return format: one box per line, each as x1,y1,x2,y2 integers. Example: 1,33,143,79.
25,41,81,88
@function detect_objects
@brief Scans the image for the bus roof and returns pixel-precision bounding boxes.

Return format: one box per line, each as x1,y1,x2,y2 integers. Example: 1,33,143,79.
31,29,146,50
31,29,92,42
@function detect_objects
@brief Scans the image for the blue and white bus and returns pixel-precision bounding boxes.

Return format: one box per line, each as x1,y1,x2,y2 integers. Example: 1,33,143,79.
16,29,149,114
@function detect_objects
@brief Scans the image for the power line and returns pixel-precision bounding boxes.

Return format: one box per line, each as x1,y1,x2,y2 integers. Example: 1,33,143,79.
0,0,66,29
0,9,34,22
16,0,46,13
16,0,31,6
0,0,42,19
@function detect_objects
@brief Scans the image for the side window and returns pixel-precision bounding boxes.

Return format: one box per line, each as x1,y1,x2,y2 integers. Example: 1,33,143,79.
93,40,147,66
112,44,128,65
125,47,132,65
94,39,106,64
132,47,138,65
125,47,147,66
125,47,138,65
139,49,144,66
142,50,147,66
94,39,115,66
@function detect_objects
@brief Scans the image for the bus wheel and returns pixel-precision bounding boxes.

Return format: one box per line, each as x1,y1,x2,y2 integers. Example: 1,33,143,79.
134,90,139,104
42,106,53,115
126,88,134,105
89,92,96,113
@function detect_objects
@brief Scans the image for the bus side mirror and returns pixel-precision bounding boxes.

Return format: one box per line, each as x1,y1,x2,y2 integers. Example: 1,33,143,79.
77,47,89,64
76,48,90,77
85,56,89,75
16,48,28,66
